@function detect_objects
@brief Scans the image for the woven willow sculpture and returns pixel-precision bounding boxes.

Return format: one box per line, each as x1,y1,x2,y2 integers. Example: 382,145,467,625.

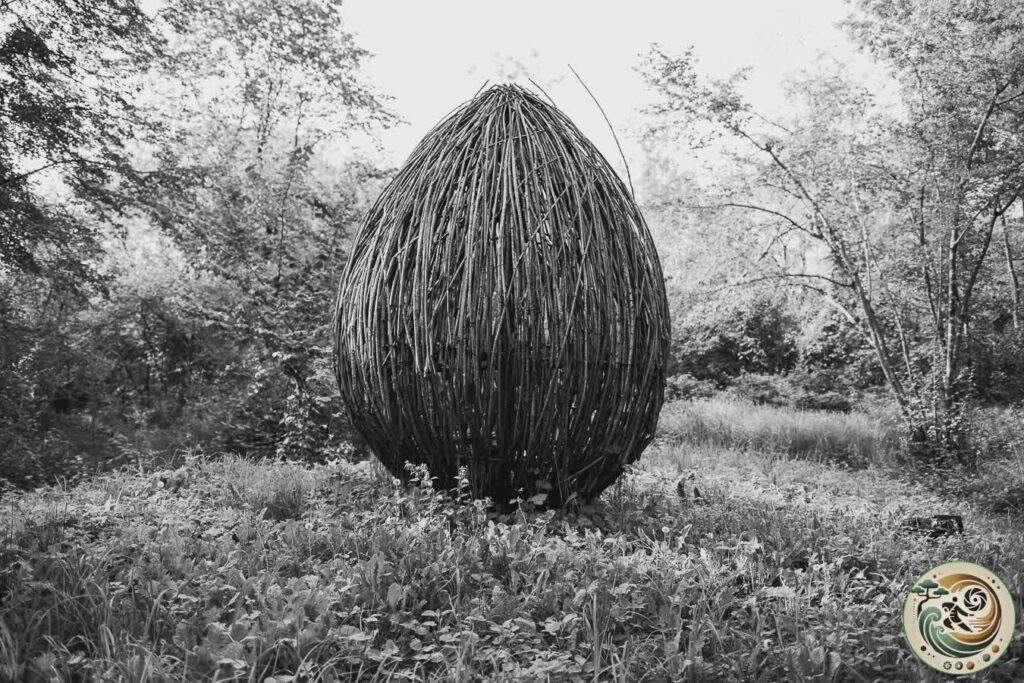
333,84,670,507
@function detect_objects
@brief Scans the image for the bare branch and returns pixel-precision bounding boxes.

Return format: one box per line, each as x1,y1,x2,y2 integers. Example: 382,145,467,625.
965,82,1010,172
755,226,797,262
710,201,821,238
1,158,85,186
960,209,1001,321
727,271,853,289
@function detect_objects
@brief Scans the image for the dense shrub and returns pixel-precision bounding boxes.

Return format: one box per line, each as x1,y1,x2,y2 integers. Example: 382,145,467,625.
968,330,1024,404
663,373,719,402
793,386,855,413
722,372,801,408
665,299,877,413
0,278,122,488
669,291,799,384
794,309,882,392
0,220,366,488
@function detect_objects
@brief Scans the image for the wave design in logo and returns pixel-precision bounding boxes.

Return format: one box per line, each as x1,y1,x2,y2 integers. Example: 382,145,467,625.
903,562,1015,675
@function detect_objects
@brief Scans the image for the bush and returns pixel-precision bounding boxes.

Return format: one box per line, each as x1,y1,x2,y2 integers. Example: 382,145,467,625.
794,390,854,413
794,308,882,394
722,372,801,407
786,369,855,412
968,330,1024,404
670,291,798,384
664,373,718,402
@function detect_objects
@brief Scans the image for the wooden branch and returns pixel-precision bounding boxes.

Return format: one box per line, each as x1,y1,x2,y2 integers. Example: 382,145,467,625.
960,209,1001,324
910,186,941,335
1,158,86,186
732,114,912,413
996,89,1024,107
713,201,821,238
755,226,797,262
1003,212,1021,330
965,82,1010,172
731,271,853,289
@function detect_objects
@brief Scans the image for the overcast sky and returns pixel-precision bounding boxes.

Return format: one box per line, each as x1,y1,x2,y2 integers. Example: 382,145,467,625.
345,0,866,170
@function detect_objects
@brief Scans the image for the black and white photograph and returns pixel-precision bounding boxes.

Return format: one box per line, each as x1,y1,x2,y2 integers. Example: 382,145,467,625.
1,0,1023,680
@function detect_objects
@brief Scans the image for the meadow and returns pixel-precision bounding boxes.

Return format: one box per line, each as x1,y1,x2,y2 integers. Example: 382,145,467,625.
2,399,1023,682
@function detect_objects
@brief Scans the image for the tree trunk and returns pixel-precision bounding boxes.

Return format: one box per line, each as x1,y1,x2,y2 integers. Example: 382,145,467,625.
1003,214,1021,330
941,247,963,455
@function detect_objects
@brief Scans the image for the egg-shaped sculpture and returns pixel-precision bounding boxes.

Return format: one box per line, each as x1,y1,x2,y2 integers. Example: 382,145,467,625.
333,84,670,507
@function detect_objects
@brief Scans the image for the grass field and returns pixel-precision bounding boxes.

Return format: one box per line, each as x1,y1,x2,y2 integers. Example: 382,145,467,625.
655,399,901,467
2,400,1023,681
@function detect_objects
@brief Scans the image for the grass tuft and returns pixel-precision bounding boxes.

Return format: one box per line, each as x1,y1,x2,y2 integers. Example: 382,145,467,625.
656,398,900,467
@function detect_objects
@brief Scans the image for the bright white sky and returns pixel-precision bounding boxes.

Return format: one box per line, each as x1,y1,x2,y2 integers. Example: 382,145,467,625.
345,0,866,171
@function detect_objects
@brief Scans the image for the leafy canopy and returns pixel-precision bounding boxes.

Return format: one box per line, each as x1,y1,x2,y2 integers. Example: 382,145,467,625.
0,0,162,290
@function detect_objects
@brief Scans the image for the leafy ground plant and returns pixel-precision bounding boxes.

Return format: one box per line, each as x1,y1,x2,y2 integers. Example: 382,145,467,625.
1,434,1023,681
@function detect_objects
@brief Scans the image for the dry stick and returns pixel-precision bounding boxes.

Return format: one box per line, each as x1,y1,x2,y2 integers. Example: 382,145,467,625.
528,77,558,108
568,63,636,201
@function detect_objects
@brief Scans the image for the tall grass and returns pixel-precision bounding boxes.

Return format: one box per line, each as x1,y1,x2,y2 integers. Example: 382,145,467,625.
656,398,900,467
202,455,318,520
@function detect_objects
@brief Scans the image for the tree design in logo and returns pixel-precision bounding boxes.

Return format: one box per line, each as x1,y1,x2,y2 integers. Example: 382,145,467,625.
903,561,1016,675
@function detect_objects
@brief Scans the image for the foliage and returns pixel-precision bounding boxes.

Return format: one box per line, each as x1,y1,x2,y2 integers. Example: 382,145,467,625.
0,275,123,488
3,436,1023,681
951,405,1024,514
0,0,167,484
0,0,160,289
795,308,880,388
670,291,798,384
0,0,393,487
131,0,395,462
722,373,803,409
641,0,1024,463
967,328,1024,404
663,373,718,402
666,295,877,412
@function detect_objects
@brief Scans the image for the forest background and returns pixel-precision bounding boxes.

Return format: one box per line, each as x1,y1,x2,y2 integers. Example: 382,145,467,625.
4,0,1024,487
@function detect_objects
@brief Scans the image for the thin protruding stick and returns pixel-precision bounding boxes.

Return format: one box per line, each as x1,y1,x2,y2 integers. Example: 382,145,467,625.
569,63,635,200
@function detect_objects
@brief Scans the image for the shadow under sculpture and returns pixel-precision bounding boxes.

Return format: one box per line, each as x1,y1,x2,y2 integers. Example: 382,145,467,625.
333,84,671,508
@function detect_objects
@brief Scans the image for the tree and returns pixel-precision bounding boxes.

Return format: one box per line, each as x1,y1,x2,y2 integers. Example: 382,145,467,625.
912,579,949,617
0,1,166,485
642,0,1024,461
135,0,395,457
0,0,161,290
